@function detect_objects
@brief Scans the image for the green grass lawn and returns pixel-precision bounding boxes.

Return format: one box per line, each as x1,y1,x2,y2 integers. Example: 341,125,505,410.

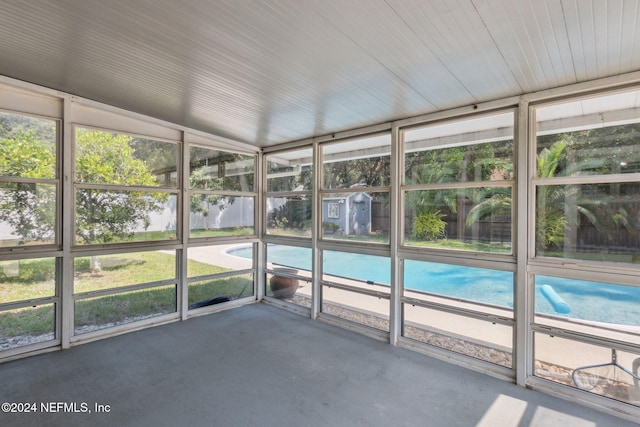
190,227,255,238
0,252,253,341
74,285,178,333
268,228,511,251
403,238,512,253
323,233,389,244
536,250,638,264
0,258,57,304
74,230,178,245
267,228,390,242
266,228,312,238
76,226,256,241
0,304,55,339
188,274,253,306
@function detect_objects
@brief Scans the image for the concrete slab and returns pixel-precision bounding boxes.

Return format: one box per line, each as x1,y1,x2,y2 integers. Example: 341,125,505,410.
0,304,635,427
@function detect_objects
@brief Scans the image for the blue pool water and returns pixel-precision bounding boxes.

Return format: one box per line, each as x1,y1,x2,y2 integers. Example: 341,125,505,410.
228,245,640,327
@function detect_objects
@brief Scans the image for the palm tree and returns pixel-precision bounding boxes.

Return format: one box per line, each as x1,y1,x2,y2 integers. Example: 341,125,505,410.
466,134,637,255
465,138,575,251
534,139,570,251
404,151,458,240
406,142,512,243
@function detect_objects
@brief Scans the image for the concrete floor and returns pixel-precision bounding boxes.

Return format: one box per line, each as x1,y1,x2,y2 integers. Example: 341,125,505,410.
0,304,636,427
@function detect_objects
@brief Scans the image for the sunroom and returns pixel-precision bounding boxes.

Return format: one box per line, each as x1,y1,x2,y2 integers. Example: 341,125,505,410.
1,1,640,424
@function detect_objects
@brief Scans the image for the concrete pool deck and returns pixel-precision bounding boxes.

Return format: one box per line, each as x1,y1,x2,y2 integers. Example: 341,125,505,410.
189,244,254,271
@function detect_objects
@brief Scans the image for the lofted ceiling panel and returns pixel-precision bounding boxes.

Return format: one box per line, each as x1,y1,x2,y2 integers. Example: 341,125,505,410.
386,0,520,105
472,0,572,92
0,0,639,148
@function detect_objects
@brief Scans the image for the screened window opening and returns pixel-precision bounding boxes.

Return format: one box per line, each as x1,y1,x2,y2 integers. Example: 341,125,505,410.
0,304,56,351
0,111,58,247
320,250,390,332
534,334,640,406
189,146,256,238
533,275,640,335
321,192,389,242
262,244,311,309
73,250,179,335
535,90,640,264
403,304,513,368
74,285,176,335
403,187,512,253
187,244,254,310
0,257,57,351
531,87,640,413
322,287,390,332
320,134,391,244
74,127,179,245
401,258,514,368
189,274,253,309
75,129,178,188
190,147,254,192
0,111,59,352
265,148,313,238
403,259,514,311
402,112,514,253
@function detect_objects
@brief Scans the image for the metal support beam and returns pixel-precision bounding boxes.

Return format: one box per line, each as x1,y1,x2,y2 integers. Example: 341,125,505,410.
180,131,190,320
60,97,74,349
311,140,321,319
389,125,401,345
515,98,531,386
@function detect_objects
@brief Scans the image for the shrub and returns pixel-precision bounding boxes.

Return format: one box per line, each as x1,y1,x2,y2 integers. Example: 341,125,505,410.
413,210,446,240
323,222,340,234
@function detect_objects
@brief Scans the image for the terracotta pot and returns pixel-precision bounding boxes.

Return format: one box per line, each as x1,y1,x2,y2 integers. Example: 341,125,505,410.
270,267,299,299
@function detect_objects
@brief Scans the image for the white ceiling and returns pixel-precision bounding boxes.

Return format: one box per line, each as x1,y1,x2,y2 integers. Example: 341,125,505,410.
0,0,638,148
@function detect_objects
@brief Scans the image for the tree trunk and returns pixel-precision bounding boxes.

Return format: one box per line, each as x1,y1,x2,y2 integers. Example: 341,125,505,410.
90,256,102,273
457,151,471,239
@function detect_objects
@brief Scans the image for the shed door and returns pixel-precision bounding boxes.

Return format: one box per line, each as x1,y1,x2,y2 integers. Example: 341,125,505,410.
350,200,369,235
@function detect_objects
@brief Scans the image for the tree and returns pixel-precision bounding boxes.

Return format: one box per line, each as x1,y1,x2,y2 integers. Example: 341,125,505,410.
467,127,640,256
0,129,168,269
533,139,570,250
551,126,640,255
465,138,573,250
323,155,389,189
188,149,255,233
74,130,167,247
189,166,225,231
0,131,56,244
404,149,457,241
0,112,56,143
404,142,511,242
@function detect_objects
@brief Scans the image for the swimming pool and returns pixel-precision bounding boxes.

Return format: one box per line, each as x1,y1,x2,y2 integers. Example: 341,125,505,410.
228,244,640,327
